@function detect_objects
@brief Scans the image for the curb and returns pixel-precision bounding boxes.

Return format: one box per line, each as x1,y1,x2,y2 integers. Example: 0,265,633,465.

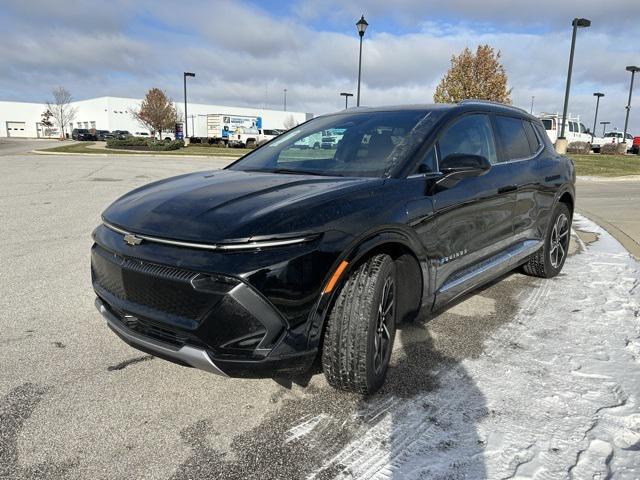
31,149,239,160
577,207,640,260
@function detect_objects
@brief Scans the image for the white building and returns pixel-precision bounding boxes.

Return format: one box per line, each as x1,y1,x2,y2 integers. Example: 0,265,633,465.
0,96,311,138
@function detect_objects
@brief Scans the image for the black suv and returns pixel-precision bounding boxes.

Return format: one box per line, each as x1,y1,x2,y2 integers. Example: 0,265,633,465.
112,130,131,140
92,101,575,393
72,128,95,141
95,130,113,141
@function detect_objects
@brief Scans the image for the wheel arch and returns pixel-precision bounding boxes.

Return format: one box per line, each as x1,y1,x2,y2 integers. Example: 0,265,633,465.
308,228,430,350
558,190,574,216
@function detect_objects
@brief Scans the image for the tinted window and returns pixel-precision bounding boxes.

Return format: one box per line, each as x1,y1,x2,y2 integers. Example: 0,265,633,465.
541,119,553,130
413,146,437,174
579,123,587,134
494,116,531,161
523,121,541,154
229,110,442,178
438,114,497,165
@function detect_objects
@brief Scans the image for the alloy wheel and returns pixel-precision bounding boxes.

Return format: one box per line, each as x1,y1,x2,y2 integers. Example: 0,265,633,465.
373,275,395,374
549,213,569,269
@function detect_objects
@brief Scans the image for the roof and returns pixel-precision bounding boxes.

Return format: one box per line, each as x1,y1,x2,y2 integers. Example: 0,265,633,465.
326,100,536,120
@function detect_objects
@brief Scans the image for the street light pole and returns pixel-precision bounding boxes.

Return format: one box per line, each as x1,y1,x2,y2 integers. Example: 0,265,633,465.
558,18,591,153
623,66,639,145
355,15,368,107
183,72,195,141
340,92,354,109
591,92,604,142
283,88,287,112
530,96,535,114
600,121,610,136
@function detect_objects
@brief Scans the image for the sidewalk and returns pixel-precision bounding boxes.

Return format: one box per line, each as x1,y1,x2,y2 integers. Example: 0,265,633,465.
576,176,640,258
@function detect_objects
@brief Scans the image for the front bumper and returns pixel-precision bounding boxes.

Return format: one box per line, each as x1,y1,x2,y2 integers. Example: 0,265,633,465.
97,297,228,375
91,241,322,377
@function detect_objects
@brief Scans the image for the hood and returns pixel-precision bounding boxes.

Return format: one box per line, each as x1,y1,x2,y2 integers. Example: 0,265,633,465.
102,169,381,243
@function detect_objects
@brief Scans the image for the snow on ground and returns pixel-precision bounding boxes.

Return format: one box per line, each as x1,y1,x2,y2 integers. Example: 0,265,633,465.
310,214,640,479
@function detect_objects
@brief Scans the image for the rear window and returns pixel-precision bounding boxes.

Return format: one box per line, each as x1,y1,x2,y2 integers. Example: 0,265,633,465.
494,116,532,161
523,121,541,153
541,119,553,130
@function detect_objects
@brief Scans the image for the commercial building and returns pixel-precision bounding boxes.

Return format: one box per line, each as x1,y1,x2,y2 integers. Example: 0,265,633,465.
0,96,311,138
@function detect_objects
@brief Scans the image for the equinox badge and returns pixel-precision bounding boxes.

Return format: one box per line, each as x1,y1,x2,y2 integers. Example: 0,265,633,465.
123,233,143,246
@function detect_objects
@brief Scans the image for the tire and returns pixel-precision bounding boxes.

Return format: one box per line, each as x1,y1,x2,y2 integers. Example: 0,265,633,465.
313,142,320,149
523,202,571,278
246,139,256,148
322,254,397,394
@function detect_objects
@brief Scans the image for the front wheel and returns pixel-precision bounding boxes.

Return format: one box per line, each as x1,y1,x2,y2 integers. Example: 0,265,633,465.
322,254,397,394
523,203,571,278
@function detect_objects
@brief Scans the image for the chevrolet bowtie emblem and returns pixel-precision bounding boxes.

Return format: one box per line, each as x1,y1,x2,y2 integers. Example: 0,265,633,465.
123,233,143,246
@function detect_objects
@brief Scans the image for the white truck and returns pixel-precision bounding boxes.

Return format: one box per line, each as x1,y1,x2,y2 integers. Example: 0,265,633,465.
597,131,634,152
538,113,593,146
191,114,261,144
227,127,285,148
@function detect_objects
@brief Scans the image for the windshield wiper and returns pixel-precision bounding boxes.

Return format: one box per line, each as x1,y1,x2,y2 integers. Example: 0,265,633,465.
247,168,344,177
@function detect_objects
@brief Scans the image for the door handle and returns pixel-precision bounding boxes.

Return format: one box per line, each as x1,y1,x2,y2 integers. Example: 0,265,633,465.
498,185,517,194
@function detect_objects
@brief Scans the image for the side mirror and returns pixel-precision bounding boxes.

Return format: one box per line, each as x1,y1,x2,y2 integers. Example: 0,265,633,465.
427,153,491,194
440,153,491,179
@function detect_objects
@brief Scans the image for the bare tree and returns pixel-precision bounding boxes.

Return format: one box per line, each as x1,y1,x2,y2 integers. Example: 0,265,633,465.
434,45,512,104
39,109,55,137
283,115,298,130
46,87,77,139
131,88,178,140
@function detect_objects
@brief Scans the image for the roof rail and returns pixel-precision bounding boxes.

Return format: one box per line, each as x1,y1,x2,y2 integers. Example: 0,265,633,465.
459,99,529,115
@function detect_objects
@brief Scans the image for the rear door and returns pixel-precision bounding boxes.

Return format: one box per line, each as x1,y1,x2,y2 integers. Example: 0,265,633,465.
495,116,557,245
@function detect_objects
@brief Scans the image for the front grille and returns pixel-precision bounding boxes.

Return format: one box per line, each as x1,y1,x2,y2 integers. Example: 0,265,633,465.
91,245,227,322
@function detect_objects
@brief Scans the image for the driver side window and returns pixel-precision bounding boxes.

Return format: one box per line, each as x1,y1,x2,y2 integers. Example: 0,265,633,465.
438,114,497,165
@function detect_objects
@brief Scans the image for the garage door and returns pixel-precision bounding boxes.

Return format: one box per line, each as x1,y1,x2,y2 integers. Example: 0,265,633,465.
6,122,27,137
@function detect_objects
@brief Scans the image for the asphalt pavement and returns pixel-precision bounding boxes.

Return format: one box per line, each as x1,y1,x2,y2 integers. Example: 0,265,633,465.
576,176,640,258
0,144,636,479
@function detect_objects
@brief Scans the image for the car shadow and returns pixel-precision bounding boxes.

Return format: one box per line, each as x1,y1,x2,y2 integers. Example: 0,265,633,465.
169,271,534,479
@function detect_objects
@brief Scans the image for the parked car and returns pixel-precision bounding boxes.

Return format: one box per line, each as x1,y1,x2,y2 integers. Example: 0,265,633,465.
95,130,113,141
633,136,640,154
538,113,592,146
112,130,131,140
603,131,634,152
92,101,575,394
134,132,150,138
71,128,96,141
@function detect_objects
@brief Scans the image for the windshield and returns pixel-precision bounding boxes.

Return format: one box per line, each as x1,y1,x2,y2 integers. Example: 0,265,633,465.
227,110,439,177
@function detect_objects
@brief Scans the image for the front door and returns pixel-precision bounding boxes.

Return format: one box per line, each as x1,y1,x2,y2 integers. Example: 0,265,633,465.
427,113,516,305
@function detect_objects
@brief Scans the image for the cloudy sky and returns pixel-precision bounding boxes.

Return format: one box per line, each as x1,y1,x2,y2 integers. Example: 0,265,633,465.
1,0,639,133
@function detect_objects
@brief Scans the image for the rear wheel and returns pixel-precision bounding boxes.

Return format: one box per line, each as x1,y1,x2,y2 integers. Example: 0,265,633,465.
322,254,396,394
523,203,571,278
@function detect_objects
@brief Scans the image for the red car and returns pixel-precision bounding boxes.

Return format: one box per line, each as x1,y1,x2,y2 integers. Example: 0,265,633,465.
633,136,640,154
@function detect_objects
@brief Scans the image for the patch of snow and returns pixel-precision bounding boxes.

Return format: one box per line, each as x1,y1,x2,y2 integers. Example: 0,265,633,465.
310,214,640,479
285,414,331,444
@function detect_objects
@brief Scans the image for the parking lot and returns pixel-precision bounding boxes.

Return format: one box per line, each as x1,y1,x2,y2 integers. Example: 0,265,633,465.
1,143,640,478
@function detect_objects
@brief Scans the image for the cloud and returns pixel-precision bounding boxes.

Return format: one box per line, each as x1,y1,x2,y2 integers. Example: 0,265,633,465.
0,0,637,133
